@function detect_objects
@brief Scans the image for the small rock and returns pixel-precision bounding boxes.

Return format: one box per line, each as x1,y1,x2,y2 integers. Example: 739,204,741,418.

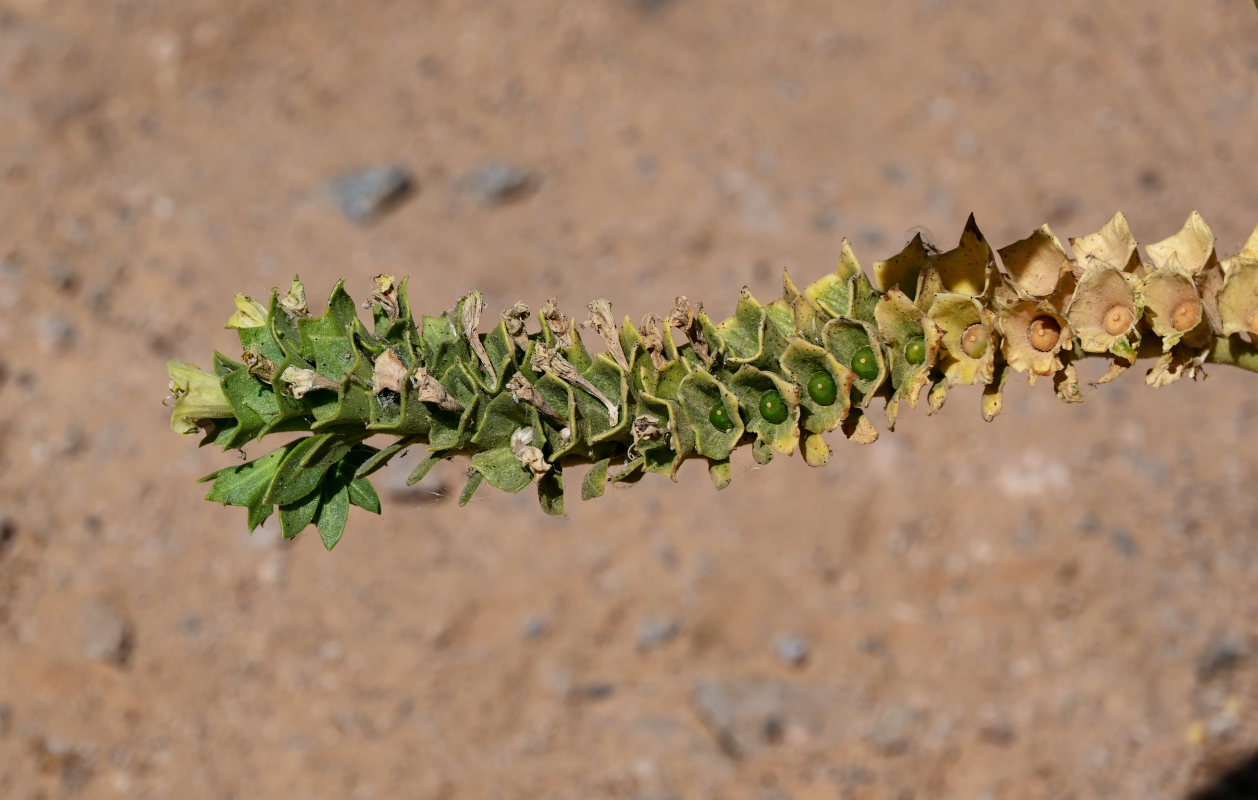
31,735,94,792
978,721,1016,747
1075,512,1101,535
0,702,11,735
79,601,133,667
521,614,549,640
1109,528,1139,559
464,160,538,207
633,0,680,12
1198,636,1245,682
773,634,809,667
0,512,14,559
576,683,614,702
332,709,375,737
637,617,680,652
833,766,876,787
858,634,886,656
634,154,658,181
866,704,916,756
46,262,77,291
691,680,791,760
327,164,414,224
37,314,76,349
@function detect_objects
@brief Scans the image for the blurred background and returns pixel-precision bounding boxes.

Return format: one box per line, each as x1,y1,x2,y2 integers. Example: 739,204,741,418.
2,1,1258,797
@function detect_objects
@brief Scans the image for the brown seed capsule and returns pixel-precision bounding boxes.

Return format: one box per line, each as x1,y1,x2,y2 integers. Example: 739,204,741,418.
1028,315,1061,352
1170,300,1200,332
960,323,989,359
1103,304,1134,336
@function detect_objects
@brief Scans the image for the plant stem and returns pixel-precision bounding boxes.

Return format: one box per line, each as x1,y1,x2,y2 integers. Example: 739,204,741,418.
1205,336,1258,374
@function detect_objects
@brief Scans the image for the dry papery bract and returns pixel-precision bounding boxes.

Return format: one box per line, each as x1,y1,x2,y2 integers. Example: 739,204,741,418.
169,212,1258,545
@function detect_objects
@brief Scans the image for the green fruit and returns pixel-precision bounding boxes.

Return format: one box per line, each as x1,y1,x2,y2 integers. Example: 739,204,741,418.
806,370,837,406
759,389,788,423
905,336,927,365
709,402,735,431
851,345,879,381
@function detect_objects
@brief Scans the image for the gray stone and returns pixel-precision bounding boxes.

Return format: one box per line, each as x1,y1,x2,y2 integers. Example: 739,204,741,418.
79,601,133,667
865,704,917,756
521,614,549,640
1198,636,1245,682
691,680,791,759
0,511,14,559
327,164,414,224
773,634,809,667
1109,528,1139,558
37,314,76,349
978,721,1016,747
31,735,94,792
637,616,680,651
464,160,538,207
577,683,614,702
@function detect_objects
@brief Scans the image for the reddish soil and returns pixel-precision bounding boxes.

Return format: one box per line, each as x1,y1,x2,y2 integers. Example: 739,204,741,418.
3,2,1258,798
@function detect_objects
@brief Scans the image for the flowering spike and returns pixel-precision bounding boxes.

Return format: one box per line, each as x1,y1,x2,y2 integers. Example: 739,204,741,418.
170,213,1258,543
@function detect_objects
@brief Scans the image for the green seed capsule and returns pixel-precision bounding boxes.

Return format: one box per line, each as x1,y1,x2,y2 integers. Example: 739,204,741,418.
709,402,734,432
759,389,788,424
905,336,927,366
851,345,879,381
806,370,838,406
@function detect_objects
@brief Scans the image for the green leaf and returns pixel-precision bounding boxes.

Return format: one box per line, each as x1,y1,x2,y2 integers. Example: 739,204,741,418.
279,487,321,539
677,370,743,460
470,446,533,493
247,502,274,533
263,432,365,506
315,477,351,550
203,441,301,532
354,438,416,479
581,458,611,501
348,476,381,514
406,452,442,486
297,280,359,380
458,471,484,506
537,468,564,515
708,459,732,490
203,441,297,505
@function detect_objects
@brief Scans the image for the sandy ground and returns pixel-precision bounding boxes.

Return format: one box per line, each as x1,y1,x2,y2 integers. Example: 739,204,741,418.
3,1,1258,798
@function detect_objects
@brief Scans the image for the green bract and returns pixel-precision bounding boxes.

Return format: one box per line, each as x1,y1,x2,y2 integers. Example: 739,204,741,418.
170,212,1258,547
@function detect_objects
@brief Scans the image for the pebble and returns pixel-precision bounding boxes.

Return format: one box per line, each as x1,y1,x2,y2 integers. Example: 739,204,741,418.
865,704,916,756
37,314,76,349
521,614,549,640
327,164,414,224
79,601,133,667
464,160,538,207
31,735,94,792
1197,636,1245,682
0,512,14,558
978,721,1017,747
773,634,809,667
1109,528,1139,559
637,617,680,651
577,683,615,702
691,680,793,759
